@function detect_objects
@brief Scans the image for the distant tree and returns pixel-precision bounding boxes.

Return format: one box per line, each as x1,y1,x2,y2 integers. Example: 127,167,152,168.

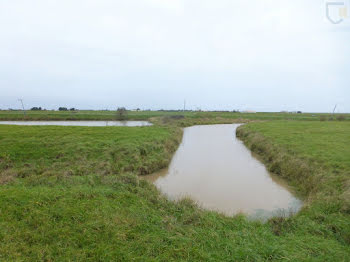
70,108,76,111
58,107,68,111
136,108,141,111
31,107,42,111
116,107,127,120
297,111,302,114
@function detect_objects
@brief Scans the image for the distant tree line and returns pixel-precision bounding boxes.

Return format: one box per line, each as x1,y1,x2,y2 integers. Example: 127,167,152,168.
27,107,80,111
31,107,42,111
58,107,77,111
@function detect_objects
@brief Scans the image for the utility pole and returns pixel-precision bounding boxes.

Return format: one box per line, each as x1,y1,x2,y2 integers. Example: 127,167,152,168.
18,99,26,116
333,104,337,114
183,99,186,112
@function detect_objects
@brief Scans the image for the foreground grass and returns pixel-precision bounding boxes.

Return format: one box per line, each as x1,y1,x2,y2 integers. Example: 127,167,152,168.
0,122,350,261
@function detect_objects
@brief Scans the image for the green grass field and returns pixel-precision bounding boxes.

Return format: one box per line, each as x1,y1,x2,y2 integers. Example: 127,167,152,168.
1,109,349,121
0,119,349,261
239,121,350,173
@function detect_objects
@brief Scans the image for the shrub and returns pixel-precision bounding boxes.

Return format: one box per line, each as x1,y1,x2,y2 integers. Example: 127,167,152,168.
337,115,346,121
170,115,185,119
58,107,68,111
116,107,127,120
320,115,327,121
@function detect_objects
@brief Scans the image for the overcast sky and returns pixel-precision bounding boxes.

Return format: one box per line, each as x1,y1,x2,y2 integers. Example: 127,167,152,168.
0,0,349,112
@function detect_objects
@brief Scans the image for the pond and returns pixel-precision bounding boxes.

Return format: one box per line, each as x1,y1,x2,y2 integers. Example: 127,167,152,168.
0,121,152,127
145,124,302,219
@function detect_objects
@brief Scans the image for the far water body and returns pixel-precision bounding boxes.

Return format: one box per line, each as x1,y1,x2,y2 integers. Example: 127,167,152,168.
0,121,152,127
145,124,302,219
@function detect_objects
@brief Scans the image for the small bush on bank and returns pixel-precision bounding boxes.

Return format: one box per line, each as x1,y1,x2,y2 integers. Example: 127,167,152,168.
116,107,127,120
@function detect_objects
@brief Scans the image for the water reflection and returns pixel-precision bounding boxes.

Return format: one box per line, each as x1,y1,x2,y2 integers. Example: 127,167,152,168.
0,121,152,127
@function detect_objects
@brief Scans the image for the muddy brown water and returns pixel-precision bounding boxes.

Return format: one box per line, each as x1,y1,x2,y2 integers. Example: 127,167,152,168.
0,121,152,127
145,124,302,219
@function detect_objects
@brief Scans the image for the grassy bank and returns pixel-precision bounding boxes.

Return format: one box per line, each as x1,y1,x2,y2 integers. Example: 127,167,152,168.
0,122,350,261
237,121,350,201
1,110,349,121
237,122,350,246
0,125,182,183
